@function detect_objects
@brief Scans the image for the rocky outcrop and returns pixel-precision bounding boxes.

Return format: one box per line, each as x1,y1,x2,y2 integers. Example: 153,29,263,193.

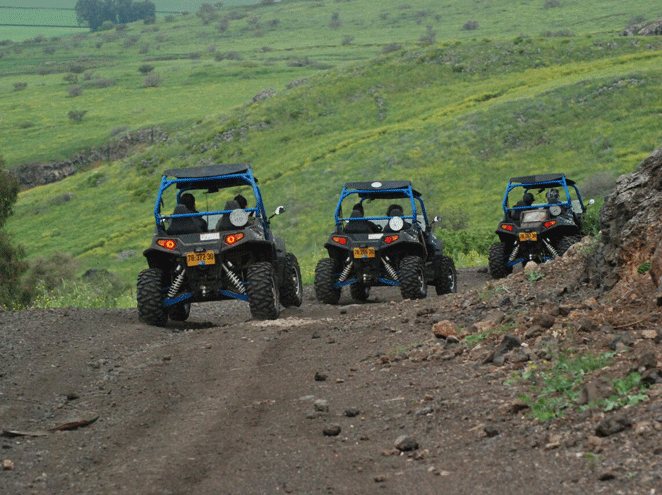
622,19,662,36
14,127,168,189
594,146,662,289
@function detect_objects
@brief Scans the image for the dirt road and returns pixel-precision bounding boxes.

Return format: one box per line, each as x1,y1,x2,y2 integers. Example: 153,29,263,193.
1,268,660,494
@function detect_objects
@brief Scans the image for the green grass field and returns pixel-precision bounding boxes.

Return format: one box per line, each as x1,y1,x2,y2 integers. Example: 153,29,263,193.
3,0,662,296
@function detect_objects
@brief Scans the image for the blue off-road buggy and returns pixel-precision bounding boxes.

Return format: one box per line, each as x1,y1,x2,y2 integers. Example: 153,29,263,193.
489,173,593,278
314,181,457,303
137,164,303,325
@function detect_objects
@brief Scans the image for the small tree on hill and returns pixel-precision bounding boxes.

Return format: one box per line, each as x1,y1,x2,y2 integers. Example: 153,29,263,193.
0,157,28,308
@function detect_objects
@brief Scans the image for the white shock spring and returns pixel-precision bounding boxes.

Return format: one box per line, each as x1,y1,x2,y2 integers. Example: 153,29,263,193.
543,238,559,257
338,261,353,282
222,263,245,293
167,269,186,298
508,242,520,262
381,257,399,281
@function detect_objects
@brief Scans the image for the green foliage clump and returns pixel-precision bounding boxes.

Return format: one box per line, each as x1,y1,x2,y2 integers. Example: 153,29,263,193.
514,352,628,421
0,157,28,308
637,260,651,274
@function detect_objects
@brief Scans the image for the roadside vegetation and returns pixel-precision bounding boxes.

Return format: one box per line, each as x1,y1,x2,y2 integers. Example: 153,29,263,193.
2,0,661,307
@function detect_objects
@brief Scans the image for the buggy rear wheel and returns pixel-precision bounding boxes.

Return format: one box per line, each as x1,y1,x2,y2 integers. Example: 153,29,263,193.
399,255,427,300
314,258,341,305
247,262,280,320
280,253,304,307
137,268,168,327
350,282,370,302
488,242,512,279
556,235,582,256
435,255,457,295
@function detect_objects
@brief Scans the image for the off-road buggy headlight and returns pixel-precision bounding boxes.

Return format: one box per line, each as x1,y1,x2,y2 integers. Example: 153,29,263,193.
549,205,562,217
388,216,404,232
230,209,249,227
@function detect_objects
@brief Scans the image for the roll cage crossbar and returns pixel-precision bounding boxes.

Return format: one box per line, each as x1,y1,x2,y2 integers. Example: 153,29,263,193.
502,175,585,215
154,167,271,237
334,184,430,228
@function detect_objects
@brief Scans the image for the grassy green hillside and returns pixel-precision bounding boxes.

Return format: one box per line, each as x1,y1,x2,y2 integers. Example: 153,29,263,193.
3,0,662,302
1,0,657,165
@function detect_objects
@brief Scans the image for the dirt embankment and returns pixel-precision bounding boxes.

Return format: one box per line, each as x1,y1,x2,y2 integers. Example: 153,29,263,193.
1,148,661,494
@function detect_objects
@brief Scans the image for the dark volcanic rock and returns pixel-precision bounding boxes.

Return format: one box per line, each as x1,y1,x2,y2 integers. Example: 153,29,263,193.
323,424,341,436
484,334,521,365
595,415,632,437
394,435,419,452
594,147,662,289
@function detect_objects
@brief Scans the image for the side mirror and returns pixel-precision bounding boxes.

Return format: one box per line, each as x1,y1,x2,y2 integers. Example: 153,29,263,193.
587,198,596,206
269,205,286,220
433,215,441,224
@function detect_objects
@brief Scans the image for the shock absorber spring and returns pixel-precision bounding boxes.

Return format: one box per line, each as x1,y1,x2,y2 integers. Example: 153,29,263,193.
381,257,399,281
508,242,520,262
222,263,245,293
167,268,186,298
338,259,353,282
543,238,559,257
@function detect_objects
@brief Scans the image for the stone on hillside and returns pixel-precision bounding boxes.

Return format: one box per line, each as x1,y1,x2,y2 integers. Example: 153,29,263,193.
394,435,419,452
432,320,457,339
595,415,632,437
532,313,555,329
323,424,341,436
484,334,521,365
314,399,329,412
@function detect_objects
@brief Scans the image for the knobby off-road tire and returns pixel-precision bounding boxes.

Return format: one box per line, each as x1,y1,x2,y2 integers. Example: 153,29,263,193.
247,262,280,320
488,242,512,279
556,235,582,256
399,255,427,300
169,302,190,322
435,255,458,295
350,282,370,302
280,253,304,307
314,258,341,305
137,268,168,327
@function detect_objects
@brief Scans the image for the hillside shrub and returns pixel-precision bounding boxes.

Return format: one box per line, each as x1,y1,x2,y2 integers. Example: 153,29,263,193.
342,35,354,46
44,46,56,55
0,159,28,309
197,3,219,25
17,121,35,129
215,51,242,61
64,73,79,84
382,43,402,53
139,64,154,74
419,25,436,45
217,18,230,33
463,20,479,30
100,20,115,31
13,82,27,91
68,85,83,97
165,15,176,23
84,78,115,88
68,110,88,123
143,73,161,87
543,0,561,8
139,44,150,54
330,12,341,29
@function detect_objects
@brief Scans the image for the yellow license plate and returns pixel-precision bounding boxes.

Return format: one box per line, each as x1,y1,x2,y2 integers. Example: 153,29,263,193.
186,251,215,267
353,247,376,259
518,232,538,242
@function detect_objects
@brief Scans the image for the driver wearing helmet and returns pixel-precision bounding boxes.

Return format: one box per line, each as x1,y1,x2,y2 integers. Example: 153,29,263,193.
546,188,562,204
